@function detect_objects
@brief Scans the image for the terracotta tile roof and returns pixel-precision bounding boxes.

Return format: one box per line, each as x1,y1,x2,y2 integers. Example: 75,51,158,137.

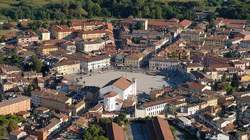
122,98,135,108
80,30,108,35
82,55,110,62
222,123,235,132
54,59,80,67
186,82,205,91
103,91,118,98
209,63,231,69
0,96,30,108
38,28,49,33
151,57,180,63
10,130,22,136
41,45,58,49
187,63,203,67
24,135,38,140
143,96,184,108
43,39,62,46
148,19,178,28
103,77,133,90
89,103,103,112
32,89,70,103
0,64,21,73
71,19,87,26
206,35,228,41
44,118,61,131
126,52,144,60
147,117,174,140
52,25,72,32
215,18,247,25
106,122,125,140
179,19,192,28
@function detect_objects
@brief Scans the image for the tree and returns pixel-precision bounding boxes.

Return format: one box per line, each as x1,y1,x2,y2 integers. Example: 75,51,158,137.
132,37,141,44
114,113,128,126
143,6,150,18
93,4,102,16
155,5,162,19
224,83,234,94
231,74,240,89
28,21,44,31
42,21,49,29
0,35,6,43
41,64,50,76
24,85,33,97
7,120,18,132
221,73,227,82
206,13,216,22
83,124,108,140
0,94,4,102
31,55,43,72
212,81,220,91
83,130,92,140
4,52,23,67
134,21,144,30
1,0,250,21
93,136,108,140
247,84,250,91
224,51,240,58
99,118,112,126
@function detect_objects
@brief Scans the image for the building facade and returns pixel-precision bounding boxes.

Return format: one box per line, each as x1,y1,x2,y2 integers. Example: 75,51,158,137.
81,56,110,72
53,60,81,75
149,57,181,71
0,96,31,115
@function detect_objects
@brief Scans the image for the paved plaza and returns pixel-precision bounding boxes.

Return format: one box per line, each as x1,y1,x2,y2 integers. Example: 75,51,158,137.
66,70,169,94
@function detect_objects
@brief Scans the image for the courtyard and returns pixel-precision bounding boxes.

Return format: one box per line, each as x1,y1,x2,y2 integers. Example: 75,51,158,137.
65,70,169,94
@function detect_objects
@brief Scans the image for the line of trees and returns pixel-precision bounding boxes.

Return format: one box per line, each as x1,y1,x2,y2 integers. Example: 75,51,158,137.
1,0,250,21
216,0,250,19
1,0,206,21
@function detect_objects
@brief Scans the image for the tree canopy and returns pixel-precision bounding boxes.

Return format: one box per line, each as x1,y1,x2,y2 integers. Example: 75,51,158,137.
83,124,108,140
3,0,246,21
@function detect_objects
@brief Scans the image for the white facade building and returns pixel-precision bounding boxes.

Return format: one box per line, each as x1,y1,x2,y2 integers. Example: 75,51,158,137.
38,28,51,41
83,40,106,52
100,77,136,112
149,57,181,71
81,56,110,72
103,92,123,111
41,32,50,41
53,60,81,75
181,104,200,115
135,96,186,117
144,102,167,117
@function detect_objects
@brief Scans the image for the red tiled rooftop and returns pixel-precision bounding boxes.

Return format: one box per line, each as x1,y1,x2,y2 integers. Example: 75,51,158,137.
103,77,133,90
106,122,125,140
103,91,118,98
179,19,192,28
148,117,174,140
